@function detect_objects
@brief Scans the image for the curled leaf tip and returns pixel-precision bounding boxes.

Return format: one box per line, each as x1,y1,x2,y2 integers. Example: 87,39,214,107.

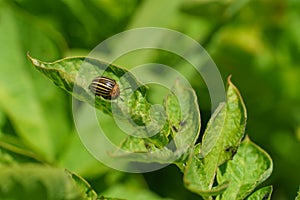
27,54,42,68
244,135,250,141
227,74,233,84
26,52,33,62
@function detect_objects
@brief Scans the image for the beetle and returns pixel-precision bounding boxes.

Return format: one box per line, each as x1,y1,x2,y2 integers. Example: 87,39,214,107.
89,76,120,100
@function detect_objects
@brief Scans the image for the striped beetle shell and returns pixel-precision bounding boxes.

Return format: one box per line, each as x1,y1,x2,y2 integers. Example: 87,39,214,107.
89,76,120,100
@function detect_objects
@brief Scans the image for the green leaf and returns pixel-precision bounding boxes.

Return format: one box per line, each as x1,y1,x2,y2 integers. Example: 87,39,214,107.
0,140,44,165
114,80,200,164
203,76,247,181
38,55,201,166
180,0,250,21
296,186,300,200
12,0,74,160
0,164,83,200
201,76,247,158
216,137,273,200
27,54,147,116
0,5,61,160
184,77,247,195
181,0,232,19
66,169,98,199
183,144,229,197
164,80,200,151
246,186,273,200
129,0,182,28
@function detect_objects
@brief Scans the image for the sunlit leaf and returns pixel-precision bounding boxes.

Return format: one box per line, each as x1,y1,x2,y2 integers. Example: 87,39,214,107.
246,186,273,200
202,76,246,182
66,169,98,199
27,54,147,116
114,80,200,164
184,77,247,195
164,80,200,151
216,137,273,200
183,144,229,196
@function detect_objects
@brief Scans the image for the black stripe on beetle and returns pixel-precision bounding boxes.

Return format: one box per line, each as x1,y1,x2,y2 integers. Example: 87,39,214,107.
89,76,120,100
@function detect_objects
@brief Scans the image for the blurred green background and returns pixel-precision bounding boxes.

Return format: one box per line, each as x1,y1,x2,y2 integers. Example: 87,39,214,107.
0,0,299,199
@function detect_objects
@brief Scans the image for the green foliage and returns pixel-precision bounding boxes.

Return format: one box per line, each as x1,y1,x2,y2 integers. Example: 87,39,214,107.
0,164,84,200
1,0,299,199
27,55,273,199
0,141,44,165
184,77,248,196
296,187,300,200
66,170,98,199
27,54,201,165
27,54,147,116
216,138,273,200
0,163,125,200
246,186,273,200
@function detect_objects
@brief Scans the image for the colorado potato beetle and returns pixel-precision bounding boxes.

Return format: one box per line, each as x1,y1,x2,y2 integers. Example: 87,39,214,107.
89,76,120,100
